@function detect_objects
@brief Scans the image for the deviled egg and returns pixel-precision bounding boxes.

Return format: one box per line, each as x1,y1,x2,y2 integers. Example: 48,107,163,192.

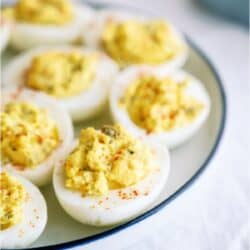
0,16,12,52
0,170,47,249
53,124,170,226
1,0,94,50
82,9,188,70
2,46,118,121
110,67,211,148
1,88,74,186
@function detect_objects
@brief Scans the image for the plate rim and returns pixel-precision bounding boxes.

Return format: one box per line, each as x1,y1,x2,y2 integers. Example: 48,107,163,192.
37,38,228,250
3,2,227,249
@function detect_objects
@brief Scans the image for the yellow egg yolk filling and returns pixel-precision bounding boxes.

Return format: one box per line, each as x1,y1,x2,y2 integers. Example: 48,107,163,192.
0,102,60,168
120,76,204,133
2,0,73,25
25,51,98,98
0,172,26,230
101,20,184,67
64,124,155,196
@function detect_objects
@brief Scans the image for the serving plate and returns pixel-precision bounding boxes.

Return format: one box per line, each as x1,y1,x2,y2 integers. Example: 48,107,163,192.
1,1,226,249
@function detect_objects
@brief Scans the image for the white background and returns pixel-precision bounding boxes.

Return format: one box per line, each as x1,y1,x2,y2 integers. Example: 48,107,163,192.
80,0,250,249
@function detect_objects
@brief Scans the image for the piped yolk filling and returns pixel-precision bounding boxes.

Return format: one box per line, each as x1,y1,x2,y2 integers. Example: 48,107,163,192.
0,172,26,230
120,76,204,133
101,20,184,67
0,102,60,168
64,124,155,196
25,51,98,98
1,0,73,25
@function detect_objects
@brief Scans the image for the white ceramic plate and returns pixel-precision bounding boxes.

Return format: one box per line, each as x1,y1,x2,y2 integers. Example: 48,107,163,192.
1,1,226,249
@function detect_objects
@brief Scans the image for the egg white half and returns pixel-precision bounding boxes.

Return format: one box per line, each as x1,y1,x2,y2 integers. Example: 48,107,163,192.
53,140,170,226
0,170,47,249
0,19,12,52
82,8,188,71
110,67,211,149
2,45,119,122
9,4,95,50
1,88,74,186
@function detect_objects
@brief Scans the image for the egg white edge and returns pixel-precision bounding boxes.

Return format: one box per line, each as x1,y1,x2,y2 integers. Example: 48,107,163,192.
82,8,188,71
8,4,96,50
0,21,12,52
109,66,211,149
53,139,170,226
1,88,74,186
2,45,119,122
0,169,47,249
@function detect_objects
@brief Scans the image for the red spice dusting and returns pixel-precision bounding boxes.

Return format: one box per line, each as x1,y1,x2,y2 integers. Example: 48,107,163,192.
117,149,122,154
113,155,120,161
121,194,127,200
170,111,177,120
99,138,105,144
113,149,123,161
10,86,23,100
146,129,153,135
132,190,139,196
117,189,140,200
118,190,126,200
13,164,26,171
36,135,44,144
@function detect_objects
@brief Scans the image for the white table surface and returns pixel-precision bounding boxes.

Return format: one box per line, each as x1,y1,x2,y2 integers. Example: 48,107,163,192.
78,0,250,249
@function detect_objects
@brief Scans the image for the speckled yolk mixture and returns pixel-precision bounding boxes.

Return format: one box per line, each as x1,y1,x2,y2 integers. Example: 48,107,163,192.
2,0,73,25
25,51,98,98
0,172,26,230
64,124,155,196
101,20,183,67
120,76,204,133
0,102,60,168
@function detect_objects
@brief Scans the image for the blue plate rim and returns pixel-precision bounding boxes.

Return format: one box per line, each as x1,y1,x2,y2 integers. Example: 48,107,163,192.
3,1,227,249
